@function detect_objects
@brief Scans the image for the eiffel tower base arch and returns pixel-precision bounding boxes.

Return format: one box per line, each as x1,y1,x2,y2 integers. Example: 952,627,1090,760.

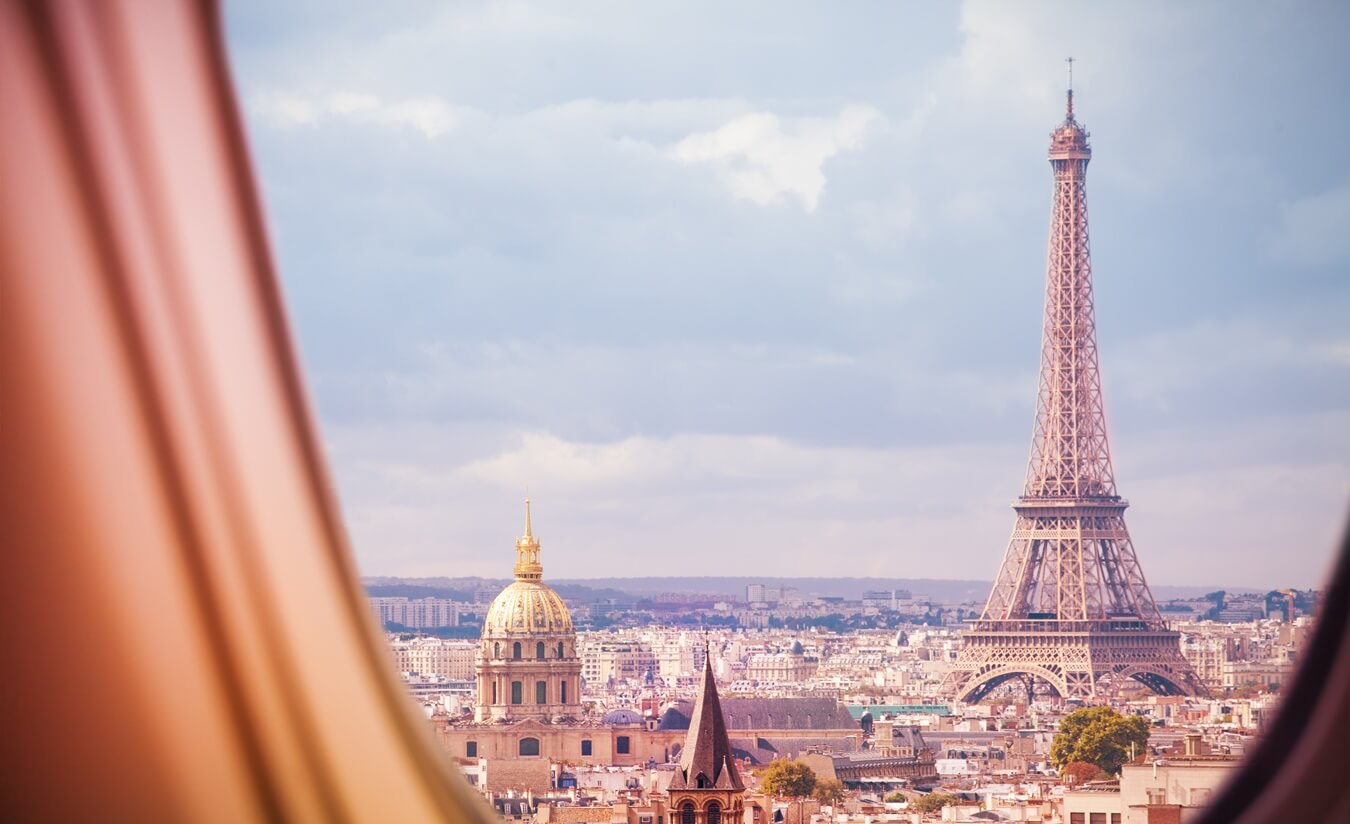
942,622,1204,704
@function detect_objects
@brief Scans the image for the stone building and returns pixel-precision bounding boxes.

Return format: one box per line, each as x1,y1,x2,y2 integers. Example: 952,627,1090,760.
666,650,745,824
475,501,583,722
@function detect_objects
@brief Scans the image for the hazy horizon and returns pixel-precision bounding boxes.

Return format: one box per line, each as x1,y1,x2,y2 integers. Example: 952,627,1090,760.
225,1,1348,589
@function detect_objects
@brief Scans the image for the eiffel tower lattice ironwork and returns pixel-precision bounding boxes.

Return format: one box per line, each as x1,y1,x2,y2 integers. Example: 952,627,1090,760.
943,74,1204,704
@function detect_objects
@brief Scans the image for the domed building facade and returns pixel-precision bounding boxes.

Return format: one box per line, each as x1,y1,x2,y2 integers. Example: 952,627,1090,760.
475,501,582,722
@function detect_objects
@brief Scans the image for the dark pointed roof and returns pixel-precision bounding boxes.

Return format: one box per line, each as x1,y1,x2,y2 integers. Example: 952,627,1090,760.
669,652,744,792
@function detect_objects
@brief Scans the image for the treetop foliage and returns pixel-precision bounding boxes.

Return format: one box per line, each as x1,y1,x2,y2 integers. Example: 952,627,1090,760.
759,760,817,798
1050,706,1150,776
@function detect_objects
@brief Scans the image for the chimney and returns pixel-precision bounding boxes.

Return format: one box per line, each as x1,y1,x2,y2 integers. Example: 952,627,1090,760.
1183,732,1203,757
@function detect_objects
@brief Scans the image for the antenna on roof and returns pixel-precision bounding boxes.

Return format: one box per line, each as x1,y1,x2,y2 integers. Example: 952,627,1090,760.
1064,56,1076,120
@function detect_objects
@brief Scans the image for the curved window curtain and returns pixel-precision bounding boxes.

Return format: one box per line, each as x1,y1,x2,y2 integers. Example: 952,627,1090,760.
0,1,490,820
708,802,721,824
682,802,696,824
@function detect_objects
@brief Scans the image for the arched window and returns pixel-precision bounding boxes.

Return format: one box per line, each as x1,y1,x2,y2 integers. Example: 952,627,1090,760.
560,680,567,704
682,802,695,824
707,802,721,824
537,641,545,659
494,642,500,658
557,641,565,658
696,772,708,788
536,680,547,704
519,737,540,757
513,642,522,660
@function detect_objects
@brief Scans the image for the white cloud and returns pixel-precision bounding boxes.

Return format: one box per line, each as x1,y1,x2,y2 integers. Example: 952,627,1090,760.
1111,317,1350,411
669,105,883,212
1268,181,1350,266
320,418,1346,587
251,90,467,138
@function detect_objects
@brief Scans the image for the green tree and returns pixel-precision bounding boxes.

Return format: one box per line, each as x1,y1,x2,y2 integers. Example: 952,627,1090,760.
883,791,907,803
1050,706,1150,776
911,793,960,813
812,778,845,806
759,760,817,798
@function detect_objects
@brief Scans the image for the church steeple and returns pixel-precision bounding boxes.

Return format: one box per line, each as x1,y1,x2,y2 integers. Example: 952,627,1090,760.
513,498,543,581
669,644,744,793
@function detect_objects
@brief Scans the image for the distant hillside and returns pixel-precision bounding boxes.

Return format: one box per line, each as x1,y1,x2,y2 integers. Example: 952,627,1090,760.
361,575,1259,604
552,576,993,602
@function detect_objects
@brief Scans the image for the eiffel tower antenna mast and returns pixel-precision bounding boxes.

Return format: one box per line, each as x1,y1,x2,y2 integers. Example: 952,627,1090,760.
942,68,1203,704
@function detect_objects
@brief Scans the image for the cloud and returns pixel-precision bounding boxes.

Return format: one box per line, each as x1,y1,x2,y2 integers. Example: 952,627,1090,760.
222,0,1350,587
669,106,883,212
322,417,1347,588
251,90,468,138
1268,181,1350,266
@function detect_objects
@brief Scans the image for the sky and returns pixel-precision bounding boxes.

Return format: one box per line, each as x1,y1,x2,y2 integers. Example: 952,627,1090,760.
222,1,1349,589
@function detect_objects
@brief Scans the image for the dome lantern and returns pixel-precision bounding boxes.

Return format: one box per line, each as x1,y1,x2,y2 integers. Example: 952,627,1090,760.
514,498,543,581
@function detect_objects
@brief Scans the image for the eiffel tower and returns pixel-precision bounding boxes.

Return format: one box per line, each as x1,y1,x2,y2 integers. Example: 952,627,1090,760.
943,67,1204,704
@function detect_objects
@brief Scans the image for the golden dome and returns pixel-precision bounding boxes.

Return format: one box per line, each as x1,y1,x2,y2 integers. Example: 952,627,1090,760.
481,499,574,636
483,580,574,636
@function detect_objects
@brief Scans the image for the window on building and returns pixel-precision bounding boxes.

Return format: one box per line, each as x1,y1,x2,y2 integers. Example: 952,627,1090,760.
513,642,521,660
536,680,547,704
1090,814,1106,824
494,642,500,658
581,739,592,756
708,802,721,824
560,680,567,704
1070,815,1085,824
491,682,497,704
465,741,477,758
519,737,540,757
536,641,545,659
511,681,522,704
682,802,695,824
1111,815,1121,824
557,641,565,658
617,736,630,754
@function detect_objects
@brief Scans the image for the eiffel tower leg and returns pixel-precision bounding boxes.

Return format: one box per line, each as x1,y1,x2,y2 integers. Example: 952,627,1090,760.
1019,673,1036,704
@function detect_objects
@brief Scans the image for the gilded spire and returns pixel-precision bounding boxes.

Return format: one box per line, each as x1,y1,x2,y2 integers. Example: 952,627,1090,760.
513,498,543,581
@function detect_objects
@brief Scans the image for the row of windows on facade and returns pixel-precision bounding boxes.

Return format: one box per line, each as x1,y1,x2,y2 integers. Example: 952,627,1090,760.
492,641,567,660
462,737,628,758
490,680,570,705
1068,814,1120,824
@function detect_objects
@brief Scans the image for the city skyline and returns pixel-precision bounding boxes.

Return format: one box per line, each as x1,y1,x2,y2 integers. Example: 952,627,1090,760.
224,2,1349,588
